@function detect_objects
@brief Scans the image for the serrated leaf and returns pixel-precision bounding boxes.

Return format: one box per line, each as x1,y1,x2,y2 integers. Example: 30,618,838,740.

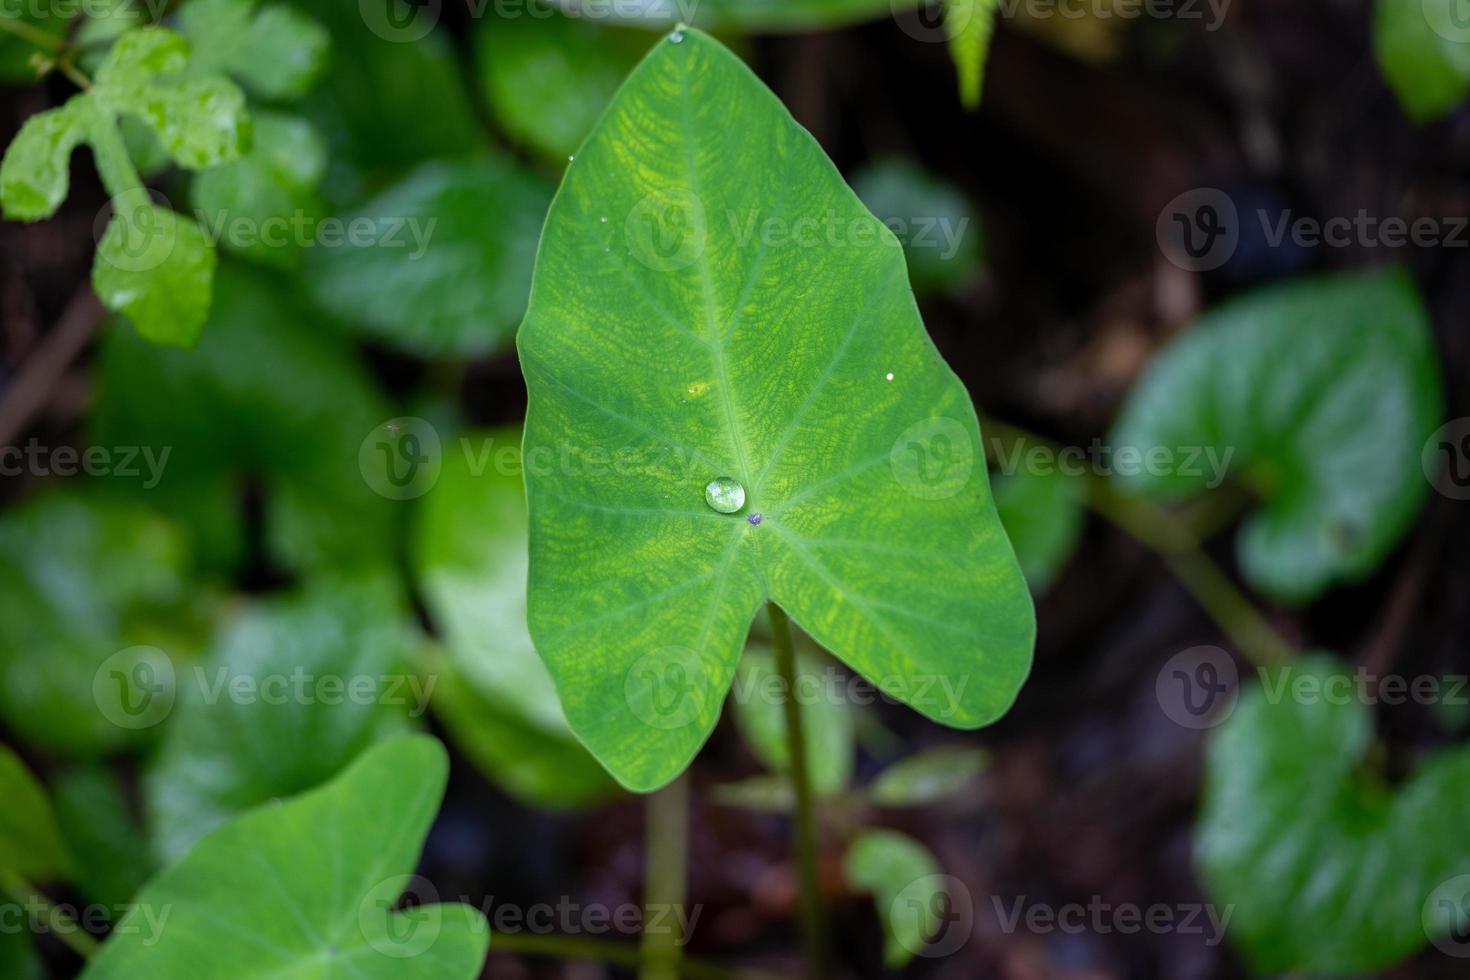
0,492,195,757
992,466,1084,593
179,0,330,101
1198,655,1470,974
94,193,217,346
1375,0,1470,122
144,575,419,864
730,643,854,796
850,157,982,296
53,767,153,906
475,9,646,163
307,156,551,356
0,744,77,881
91,260,395,574
411,429,615,807
84,736,491,979
868,744,987,806
844,829,944,968
190,110,326,267
1109,268,1443,603
520,29,1034,792
946,0,999,109
0,97,88,221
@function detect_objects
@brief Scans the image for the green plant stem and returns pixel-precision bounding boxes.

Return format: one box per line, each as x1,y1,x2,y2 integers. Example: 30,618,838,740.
767,602,828,979
641,771,689,980
0,872,100,960
0,13,64,51
492,932,789,980
980,415,1294,670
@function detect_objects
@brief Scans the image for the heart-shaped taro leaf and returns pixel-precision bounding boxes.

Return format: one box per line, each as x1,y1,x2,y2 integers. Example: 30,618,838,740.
519,29,1034,791
0,744,77,882
84,735,488,979
1109,268,1442,603
1198,655,1470,974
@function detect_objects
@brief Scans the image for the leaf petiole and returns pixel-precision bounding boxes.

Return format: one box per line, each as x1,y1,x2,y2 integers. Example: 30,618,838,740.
0,871,101,960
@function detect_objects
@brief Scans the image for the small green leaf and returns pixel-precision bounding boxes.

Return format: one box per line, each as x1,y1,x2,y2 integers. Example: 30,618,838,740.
730,644,854,796
868,744,987,807
520,29,1034,792
0,744,77,882
0,491,194,757
946,0,1000,109
851,158,982,296
0,97,88,221
411,428,615,807
844,829,944,968
83,736,491,979
144,575,419,863
475,9,647,163
1375,0,1470,122
1109,268,1443,602
307,156,551,356
190,111,327,267
1198,655,1470,974
992,467,1084,593
54,767,153,906
178,0,330,101
93,192,217,347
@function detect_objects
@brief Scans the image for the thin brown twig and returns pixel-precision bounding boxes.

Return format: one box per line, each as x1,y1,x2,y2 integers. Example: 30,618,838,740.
0,289,105,448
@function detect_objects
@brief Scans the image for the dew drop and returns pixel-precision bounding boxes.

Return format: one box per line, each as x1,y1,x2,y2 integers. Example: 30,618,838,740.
568,154,575,162
704,476,745,514
600,215,608,223
885,372,895,381
670,29,685,43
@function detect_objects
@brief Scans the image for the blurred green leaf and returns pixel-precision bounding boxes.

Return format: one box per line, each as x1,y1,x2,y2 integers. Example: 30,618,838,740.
1198,655,1470,974
0,492,195,757
53,766,154,906
730,646,854,796
868,744,986,807
850,158,982,295
190,110,327,267
412,428,615,807
0,97,88,221
1375,0,1470,122
94,192,217,346
0,927,40,980
521,29,1033,792
0,0,74,82
475,9,646,163
144,575,419,863
844,829,944,968
84,736,490,979
92,260,396,574
946,0,999,109
307,156,551,356
709,774,794,812
179,0,330,101
992,466,1084,593
0,744,76,881
1109,268,1442,603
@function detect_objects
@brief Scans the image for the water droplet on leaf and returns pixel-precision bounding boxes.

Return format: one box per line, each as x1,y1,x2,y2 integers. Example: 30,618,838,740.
885,372,895,381
704,477,745,514
670,29,685,42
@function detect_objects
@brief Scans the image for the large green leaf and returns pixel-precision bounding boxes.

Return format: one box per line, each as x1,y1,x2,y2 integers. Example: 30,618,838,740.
83,736,490,979
519,29,1034,792
730,643,854,796
843,829,945,968
1375,0,1470,122
1198,655,1470,974
144,575,419,863
0,744,76,881
548,0,914,31
475,8,647,163
0,492,196,756
411,429,615,807
1109,268,1442,603
92,260,395,574
306,157,551,356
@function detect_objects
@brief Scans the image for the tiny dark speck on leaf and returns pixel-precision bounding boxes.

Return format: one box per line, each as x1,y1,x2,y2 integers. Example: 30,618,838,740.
748,513,763,526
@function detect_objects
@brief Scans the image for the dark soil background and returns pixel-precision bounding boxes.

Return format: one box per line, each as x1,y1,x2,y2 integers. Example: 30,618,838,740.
3,0,1469,977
